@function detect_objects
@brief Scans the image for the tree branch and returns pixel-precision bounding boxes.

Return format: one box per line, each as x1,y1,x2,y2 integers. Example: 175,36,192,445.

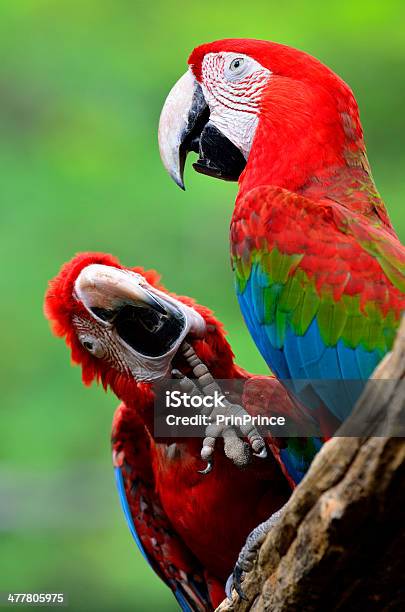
218,318,405,611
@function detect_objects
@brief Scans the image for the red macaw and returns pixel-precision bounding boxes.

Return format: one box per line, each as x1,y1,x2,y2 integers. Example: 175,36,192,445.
158,37,405,442
158,39,405,597
44,252,313,610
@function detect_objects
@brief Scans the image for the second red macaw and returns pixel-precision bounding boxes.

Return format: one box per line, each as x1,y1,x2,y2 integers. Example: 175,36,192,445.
45,252,319,610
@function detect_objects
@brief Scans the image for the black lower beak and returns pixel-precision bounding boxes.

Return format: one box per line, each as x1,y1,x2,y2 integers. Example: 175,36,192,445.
191,122,246,182
181,85,246,184
177,84,210,186
114,303,185,358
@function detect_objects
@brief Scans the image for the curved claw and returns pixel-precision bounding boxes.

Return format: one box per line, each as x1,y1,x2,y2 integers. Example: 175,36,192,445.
253,447,268,459
225,565,247,601
233,565,247,600
225,573,234,601
198,460,213,475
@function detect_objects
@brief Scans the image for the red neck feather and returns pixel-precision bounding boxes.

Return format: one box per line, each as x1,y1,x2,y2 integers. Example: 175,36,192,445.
238,73,368,199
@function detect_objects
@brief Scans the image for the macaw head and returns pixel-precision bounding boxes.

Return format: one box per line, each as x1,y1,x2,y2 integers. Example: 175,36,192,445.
159,38,363,192
45,253,235,403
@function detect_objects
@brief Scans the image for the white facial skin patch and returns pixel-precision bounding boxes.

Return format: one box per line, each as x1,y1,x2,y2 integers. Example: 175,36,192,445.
201,52,271,159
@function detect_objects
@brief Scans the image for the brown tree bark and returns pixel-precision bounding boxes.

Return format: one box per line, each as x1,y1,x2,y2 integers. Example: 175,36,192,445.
218,318,405,612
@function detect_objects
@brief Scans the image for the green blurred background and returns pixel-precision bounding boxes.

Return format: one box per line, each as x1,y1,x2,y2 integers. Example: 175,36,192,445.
1,1,405,610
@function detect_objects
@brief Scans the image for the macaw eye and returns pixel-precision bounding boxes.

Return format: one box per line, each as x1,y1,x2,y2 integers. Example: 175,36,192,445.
229,57,244,72
224,56,253,82
79,334,106,358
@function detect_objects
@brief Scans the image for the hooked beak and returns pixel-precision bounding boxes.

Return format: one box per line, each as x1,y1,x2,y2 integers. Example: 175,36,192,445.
158,70,246,189
75,264,167,317
74,264,206,363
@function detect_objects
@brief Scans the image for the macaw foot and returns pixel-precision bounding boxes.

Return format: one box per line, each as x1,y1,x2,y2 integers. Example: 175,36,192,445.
225,505,286,601
173,342,267,474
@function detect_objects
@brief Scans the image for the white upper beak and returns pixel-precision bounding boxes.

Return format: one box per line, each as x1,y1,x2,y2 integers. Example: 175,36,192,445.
75,264,165,314
158,69,201,190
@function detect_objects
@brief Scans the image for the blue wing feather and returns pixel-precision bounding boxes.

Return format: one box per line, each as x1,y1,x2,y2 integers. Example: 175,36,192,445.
114,467,151,565
238,273,381,423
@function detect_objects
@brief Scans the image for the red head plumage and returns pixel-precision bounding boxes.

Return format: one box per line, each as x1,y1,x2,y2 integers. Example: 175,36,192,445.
159,38,367,196
188,38,356,108
44,252,161,393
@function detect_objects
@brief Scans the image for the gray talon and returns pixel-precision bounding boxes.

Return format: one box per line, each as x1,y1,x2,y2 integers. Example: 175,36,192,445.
198,460,213,475
225,567,246,601
227,505,287,601
233,565,247,600
178,342,266,471
225,573,234,601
